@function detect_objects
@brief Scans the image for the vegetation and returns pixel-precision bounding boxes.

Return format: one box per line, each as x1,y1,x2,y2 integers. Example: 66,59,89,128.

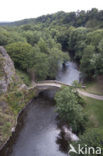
83,97,103,132
70,129,103,156
0,67,35,146
0,8,103,81
16,69,31,86
0,7,103,150
82,80,103,95
55,88,103,153
55,86,88,134
6,42,32,70
72,80,82,88
0,98,15,146
69,96,103,156
1,8,103,29
5,35,68,81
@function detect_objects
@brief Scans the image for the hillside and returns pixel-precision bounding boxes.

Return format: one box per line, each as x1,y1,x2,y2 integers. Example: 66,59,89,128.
0,8,103,28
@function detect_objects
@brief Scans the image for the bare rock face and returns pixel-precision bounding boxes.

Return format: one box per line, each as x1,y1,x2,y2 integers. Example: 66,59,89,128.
0,46,16,94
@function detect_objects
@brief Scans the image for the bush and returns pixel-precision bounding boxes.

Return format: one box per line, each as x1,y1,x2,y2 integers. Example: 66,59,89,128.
70,129,103,156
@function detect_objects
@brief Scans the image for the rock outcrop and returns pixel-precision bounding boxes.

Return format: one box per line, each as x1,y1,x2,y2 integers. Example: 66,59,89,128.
0,46,16,94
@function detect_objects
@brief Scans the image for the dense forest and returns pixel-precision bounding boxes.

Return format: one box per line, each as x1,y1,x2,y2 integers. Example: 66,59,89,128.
0,8,103,81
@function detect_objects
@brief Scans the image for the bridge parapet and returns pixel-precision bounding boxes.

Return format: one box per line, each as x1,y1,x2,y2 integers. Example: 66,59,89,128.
37,80,72,87
28,80,85,92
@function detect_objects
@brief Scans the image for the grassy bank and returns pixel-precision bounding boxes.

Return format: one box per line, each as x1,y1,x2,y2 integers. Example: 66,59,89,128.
16,69,31,86
82,96,103,134
82,80,103,96
0,70,35,147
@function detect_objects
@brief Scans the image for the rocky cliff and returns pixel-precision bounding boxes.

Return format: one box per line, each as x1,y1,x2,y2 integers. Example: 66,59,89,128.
0,46,16,94
0,47,35,148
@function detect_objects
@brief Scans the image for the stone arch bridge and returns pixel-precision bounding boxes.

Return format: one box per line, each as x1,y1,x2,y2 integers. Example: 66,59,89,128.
30,80,73,91
28,80,103,100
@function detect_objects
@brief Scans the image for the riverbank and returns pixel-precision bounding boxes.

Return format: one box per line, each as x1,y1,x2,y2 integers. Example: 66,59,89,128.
0,70,36,151
1,92,69,156
81,79,103,96
0,85,38,155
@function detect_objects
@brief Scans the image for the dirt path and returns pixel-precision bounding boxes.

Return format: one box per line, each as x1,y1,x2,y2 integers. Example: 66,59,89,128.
78,89,103,100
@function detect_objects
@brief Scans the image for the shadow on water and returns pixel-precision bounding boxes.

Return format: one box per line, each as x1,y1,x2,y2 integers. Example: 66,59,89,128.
56,131,69,153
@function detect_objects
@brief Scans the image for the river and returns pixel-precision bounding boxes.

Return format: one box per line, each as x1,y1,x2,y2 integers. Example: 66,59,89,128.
56,61,80,85
9,61,80,156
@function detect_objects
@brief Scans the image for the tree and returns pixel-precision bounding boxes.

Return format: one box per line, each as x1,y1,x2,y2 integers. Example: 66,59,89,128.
55,86,88,134
47,47,69,79
68,27,87,60
6,42,32,70
29,46,49,80
38,38,48,54
80,45,96,79
96,40,103,75
23,31,40,46
8,32,26,44
86,30,103,46
0,28,9,46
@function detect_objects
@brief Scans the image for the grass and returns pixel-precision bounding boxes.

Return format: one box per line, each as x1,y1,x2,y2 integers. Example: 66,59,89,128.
16,69,31,86
0,99,15,146
82,80,103,96
82,96,103,134
0,87,35,147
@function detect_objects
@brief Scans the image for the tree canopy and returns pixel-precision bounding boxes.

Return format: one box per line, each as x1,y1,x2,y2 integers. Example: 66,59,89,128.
55,86,88,134
0,8,103,80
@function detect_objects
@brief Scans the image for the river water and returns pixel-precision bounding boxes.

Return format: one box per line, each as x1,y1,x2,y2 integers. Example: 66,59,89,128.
9,61,80,156
56,61,80,85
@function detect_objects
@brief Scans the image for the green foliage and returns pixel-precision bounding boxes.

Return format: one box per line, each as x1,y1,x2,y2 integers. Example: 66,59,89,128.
6,88,35,115
70,129,103,156
0,8,103,149
16,69,31,86
47,47,69,78
3,25,69,81
2,122,11,135
0,27,26,46
7,91,24,115
30,47,49,80
72,80,82,88
2,8,103,29
55,86,88,134
7,32,26,44
0,28,10,45
6,42,32,70
80,45,96,78
23,31,40,46
0,8,103,80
